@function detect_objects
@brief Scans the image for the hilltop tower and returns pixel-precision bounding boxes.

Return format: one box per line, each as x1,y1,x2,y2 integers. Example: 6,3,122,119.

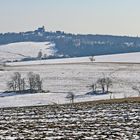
35,26,45,34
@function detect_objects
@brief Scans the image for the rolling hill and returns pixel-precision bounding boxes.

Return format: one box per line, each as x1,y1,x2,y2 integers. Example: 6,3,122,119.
1,27,140,59
0,41,56,62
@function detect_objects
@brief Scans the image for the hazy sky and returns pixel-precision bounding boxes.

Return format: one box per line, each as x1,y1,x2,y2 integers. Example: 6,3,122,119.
0,0,140,36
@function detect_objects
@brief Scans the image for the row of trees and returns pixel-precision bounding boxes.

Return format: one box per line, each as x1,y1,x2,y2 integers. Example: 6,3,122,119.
7,71,114,101
7,72,43,93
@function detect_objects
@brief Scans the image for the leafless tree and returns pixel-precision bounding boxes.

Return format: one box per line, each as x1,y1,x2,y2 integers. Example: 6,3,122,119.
89,56,95,62
132,86,140,97
105,77,113,93
90,82,97,93
37,50,43,59
15,72,22,92
67,92,75,104
96,76,113,94
21,78,26,91
7,72,25,93
35,74,43,92
7,80,15,92
27,72,43,93
27,72,36,92
97,78,106,93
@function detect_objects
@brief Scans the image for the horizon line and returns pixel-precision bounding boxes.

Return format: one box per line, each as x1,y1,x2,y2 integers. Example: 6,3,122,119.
0,26,139,38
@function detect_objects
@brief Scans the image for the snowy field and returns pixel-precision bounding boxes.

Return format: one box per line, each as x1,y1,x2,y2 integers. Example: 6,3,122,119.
0,42,55,62
4,51,140,66
0,101,139,139
0,53,140,107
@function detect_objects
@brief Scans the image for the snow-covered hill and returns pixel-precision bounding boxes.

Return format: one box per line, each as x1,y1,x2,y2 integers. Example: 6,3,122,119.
0,52,140,108
0,40,140,65
0,42,56,62
95,52,140,63
6,52,140,66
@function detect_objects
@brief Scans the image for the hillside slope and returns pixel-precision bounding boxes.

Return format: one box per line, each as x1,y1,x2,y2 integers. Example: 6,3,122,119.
0,42,56,62
6,52,140,66
1,27,140,58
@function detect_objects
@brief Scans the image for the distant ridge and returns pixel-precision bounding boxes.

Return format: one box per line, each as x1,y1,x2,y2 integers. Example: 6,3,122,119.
1,26,140,58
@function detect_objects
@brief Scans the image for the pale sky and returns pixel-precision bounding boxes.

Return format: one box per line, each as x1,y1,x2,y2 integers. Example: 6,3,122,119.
0,0,140,36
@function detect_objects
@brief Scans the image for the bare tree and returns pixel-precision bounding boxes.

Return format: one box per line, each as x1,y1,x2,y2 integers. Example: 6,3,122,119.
105,77,113,93
67,92,75,104
27,72,36,92
35,74,43,92
96,76,113,94
21,78,26,91
90,82,97,93
15,72,22,92
37,50,43,59
27,72,43,93
97,78,106,93
7,72,25,93
132,86,140,97
7,80,15,92
89,56,95,62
